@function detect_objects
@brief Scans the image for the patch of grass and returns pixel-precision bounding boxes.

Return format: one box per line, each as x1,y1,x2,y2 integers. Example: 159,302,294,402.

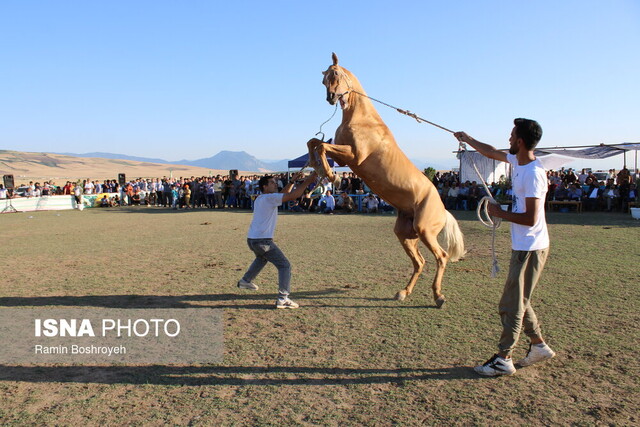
0,207,638,424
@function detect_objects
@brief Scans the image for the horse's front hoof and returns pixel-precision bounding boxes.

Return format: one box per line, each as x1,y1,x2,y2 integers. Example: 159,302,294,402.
435,296,446,308
394,290,407,301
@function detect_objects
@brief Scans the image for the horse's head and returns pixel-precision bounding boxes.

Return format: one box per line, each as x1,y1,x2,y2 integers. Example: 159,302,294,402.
322,53,353,109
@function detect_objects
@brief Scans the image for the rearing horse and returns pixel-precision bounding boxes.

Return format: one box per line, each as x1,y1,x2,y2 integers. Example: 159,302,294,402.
308,53,465,307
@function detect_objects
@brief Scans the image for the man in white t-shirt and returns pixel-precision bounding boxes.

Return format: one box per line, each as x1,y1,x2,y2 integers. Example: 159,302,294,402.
455,118,556,377
238,171,317,309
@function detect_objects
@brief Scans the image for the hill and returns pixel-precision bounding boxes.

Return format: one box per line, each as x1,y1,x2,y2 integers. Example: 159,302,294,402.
0,150,249,184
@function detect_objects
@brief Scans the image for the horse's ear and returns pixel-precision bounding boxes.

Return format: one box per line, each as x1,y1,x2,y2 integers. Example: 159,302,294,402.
332,52,339,66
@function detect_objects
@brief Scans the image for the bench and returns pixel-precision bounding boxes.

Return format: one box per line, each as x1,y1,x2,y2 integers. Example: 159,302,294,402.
547,200,582,213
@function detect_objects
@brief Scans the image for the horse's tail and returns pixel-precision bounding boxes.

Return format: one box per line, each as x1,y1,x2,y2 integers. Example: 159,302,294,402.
442,210,465,262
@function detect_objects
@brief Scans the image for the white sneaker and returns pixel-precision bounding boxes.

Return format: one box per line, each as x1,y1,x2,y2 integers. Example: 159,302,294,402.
474,354,516,376
237,279,259,290
517,343,556,367
276,298,299,309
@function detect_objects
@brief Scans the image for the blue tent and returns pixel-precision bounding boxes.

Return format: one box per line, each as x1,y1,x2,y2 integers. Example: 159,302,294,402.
287,153,335,168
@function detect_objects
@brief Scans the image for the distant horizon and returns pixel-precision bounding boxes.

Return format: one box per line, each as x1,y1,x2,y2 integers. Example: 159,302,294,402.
6,145,637,174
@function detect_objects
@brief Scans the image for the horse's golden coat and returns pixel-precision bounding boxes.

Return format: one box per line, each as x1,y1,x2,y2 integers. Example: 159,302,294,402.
308,53,465,306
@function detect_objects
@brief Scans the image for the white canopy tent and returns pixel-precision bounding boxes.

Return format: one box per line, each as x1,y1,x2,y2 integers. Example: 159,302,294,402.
458,142,640,184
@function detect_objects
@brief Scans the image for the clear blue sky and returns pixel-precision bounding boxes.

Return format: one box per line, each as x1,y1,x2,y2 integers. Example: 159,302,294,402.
2,1,638,170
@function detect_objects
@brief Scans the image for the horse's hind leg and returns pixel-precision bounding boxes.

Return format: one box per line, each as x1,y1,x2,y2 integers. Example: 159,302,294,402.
394,214,425,301
412,207,449,308
418,230,449,308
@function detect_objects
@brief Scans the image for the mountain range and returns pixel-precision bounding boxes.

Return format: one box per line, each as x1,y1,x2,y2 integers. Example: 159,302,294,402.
55,150,290,172
55,150,451,172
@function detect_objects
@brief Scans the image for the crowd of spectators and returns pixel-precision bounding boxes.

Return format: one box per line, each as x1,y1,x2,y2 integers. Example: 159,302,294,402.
2,166,637,214
548,167,637,212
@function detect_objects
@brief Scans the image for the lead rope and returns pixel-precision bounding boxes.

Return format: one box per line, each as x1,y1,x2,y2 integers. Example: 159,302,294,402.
351,90,456,134
355,90,502,277
469,156,502,277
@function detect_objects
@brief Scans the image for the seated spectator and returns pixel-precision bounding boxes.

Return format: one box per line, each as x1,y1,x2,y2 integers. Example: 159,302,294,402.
467,181,481,210
132,190,141,205
567,183,583,201
446,183,459,210
457,182,470,210
585,182,602,211
289,199,306,212
554,182,569,201
363,193,379,213
627,183,637,201
299,189,313,211
379,198,394,213
100,195,110,207
336,192,355,213
318,190,335,214
603,182,620,211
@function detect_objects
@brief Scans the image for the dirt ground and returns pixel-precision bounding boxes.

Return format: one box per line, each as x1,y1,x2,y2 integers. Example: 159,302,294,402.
1,207,638,425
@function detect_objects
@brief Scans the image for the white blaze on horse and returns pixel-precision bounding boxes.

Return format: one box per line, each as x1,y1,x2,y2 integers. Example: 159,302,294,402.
308,53,465,307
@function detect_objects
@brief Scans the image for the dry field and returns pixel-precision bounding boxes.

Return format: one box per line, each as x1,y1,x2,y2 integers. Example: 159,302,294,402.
0,207,638,425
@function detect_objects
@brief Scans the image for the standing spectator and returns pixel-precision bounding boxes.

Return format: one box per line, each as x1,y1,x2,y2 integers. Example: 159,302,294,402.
73,182,83,208
84,179,95,194
171,185,179,209
577,169,588,185
163,179,173,208
182,183,191,208
214,176,224,209
350,173,363,194
206,179,216,208
339,172,350,193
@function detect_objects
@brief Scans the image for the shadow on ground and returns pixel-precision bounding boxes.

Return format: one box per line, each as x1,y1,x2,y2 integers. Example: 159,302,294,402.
0,364,479,385
0,289,439,310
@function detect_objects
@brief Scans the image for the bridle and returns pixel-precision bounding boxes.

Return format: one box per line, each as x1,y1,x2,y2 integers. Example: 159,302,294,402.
324,67,354,102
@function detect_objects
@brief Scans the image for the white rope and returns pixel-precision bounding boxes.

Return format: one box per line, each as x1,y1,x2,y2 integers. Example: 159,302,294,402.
470,159,502,278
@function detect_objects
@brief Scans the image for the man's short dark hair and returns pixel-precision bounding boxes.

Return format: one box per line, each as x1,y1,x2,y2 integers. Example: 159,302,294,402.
258,175,273,192
514,118,543,150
